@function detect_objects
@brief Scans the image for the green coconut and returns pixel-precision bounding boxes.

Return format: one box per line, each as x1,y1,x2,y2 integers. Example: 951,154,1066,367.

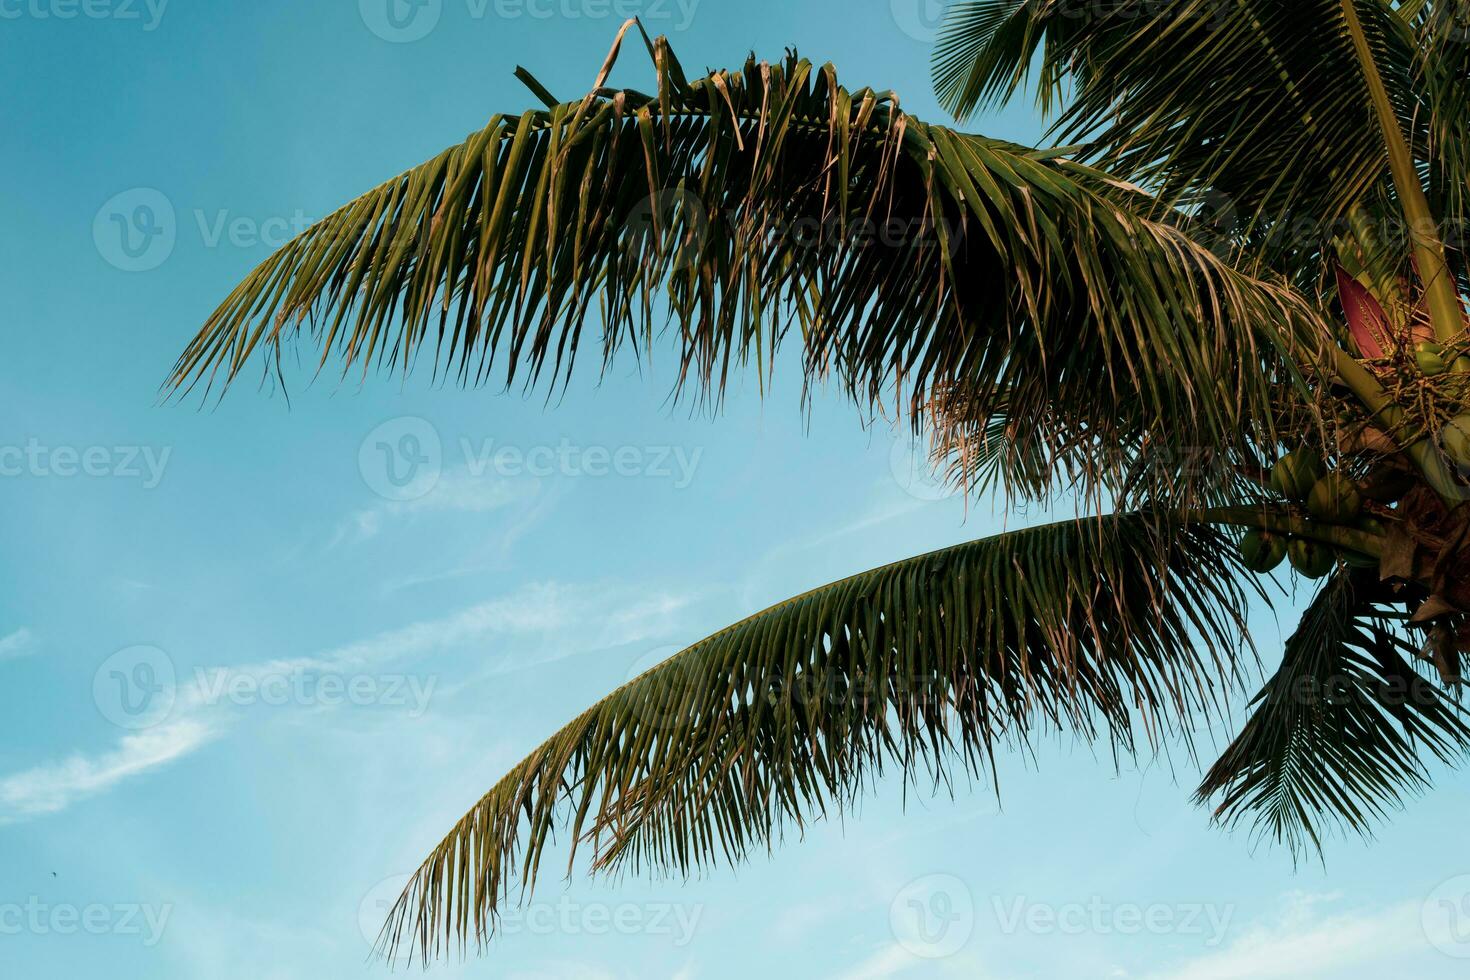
1417,341,1449,376
1443,414,1470,466
1454,356,1470,374
1306,473,1363,523
1288,539,1336,578
1269,451,1325,502
1239,530,1287,573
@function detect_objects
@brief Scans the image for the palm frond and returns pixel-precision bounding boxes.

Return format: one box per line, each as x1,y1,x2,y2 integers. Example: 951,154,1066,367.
169,26,1320,504
1417,1,1470,279
379,513,1256,963
934,0,1415,254
1196,569,1470,855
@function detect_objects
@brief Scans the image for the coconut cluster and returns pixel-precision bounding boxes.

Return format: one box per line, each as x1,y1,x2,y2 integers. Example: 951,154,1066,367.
1239,451,1380,578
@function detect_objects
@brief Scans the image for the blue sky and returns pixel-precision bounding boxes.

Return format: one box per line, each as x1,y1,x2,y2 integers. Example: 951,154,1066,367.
2,1,1469,977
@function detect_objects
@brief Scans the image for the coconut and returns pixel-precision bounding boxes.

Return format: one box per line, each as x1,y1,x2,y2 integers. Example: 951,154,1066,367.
1288,539,1336,578
1269,451,1325,501
1417,341,1449,376
1306,473,1363,523
1239,530,1287,573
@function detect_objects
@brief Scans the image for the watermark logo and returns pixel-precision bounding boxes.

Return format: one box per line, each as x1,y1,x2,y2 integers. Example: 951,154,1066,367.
93,645,176,730
190,667,436,716
359,417,443,502
991,895,1234,946
890,435,959,501
93,188,315,271
0,439,171,487
0,0,169,30
502,895,702,944
0,898,172,946
357,418,704,500
93,188,175,272
360,0,699,41
193,207,313,250
459,437,703,487
1424,874,1470,959
359,0,441,41
890,874,975,959
890,0,946,42
357,874,703,947
489,0,699,27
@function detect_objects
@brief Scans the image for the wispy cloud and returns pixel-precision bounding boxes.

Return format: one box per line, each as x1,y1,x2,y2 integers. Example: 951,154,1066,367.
0,720,216,819
0,627,38,662
0,578,696,823
1144,892,1430,980
449,581,698,682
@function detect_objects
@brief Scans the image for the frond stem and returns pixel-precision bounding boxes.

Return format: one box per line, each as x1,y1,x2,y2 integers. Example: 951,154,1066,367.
1191,505,1382,557
1340,0,1463,344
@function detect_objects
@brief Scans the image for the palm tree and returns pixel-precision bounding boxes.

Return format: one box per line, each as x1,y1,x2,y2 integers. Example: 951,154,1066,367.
168,2,1470,963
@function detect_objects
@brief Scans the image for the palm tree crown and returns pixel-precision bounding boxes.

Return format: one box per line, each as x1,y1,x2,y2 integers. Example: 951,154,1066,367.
168,2,1470,964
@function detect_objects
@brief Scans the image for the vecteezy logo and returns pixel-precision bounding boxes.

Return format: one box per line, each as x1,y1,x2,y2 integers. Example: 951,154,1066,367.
359,0,441,42
1424,874,1470,959
890,0,947,42
889,874,975,959
889,434,959,502
93,188,176,272
93,645,177,730
359,874,414,949
359,417,443,502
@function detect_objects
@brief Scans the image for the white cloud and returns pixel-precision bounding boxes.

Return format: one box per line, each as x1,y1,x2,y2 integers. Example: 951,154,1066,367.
0,720,216,819
0,627,38,662
1144,893,1429,980
0,578,696,822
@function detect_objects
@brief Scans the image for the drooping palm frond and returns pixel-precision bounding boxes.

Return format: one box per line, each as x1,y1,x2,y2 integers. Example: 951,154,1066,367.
1416,1,1470,278
933,0,1415,255
379,513,1256,962
1196,569,1470,855
168,25,1320,505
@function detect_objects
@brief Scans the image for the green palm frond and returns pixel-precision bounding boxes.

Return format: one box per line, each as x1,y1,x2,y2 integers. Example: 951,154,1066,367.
1417,2,1470,270
169,26,1320,504
934,0,1415,249
1196,569,1470,855
379,513,1256,962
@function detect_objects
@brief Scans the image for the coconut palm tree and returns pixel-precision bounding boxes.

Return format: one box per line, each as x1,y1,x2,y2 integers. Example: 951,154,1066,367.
168,2,1470,962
